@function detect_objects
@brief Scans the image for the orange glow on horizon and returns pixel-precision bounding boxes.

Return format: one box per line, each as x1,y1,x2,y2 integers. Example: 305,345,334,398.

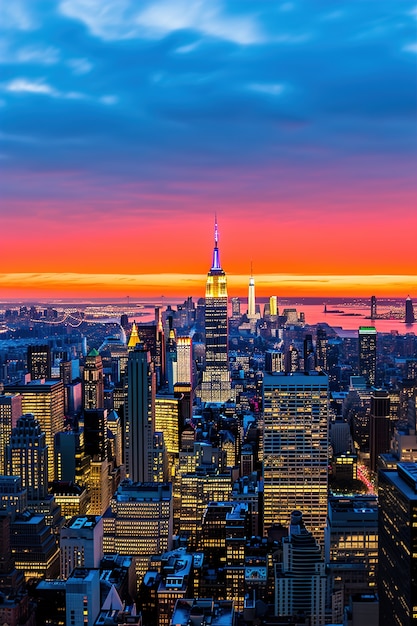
0,272,416,301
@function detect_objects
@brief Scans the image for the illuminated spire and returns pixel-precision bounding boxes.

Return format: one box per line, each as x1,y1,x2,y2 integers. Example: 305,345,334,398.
211,215,221,270
127,321,141,350
248,262,256,318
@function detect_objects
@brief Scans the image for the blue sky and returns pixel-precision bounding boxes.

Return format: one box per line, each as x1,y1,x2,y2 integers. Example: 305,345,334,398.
0,1,416,297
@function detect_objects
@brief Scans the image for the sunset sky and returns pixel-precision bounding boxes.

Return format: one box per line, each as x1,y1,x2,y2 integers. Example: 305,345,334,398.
1,1,416,300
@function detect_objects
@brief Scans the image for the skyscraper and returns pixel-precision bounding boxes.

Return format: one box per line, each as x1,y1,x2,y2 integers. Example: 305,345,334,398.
369,390,390,473
200,219,232,404
378,462,417,625
176,336,192,385
83,349,104,410
27,344,51,380
262,372,329,541
358,326,377,387
5,379,65,482
6,413,48,501
247,267,256,319
0,393,22,474
405,295,415,325
370,295,377,320
125,343,156,482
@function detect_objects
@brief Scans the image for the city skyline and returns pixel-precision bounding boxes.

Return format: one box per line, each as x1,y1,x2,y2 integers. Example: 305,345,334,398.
1,1,416,299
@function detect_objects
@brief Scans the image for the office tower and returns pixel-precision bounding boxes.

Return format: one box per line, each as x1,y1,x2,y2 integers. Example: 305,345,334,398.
0,393,22,474
54,429,90,486
50,481,89,518
303,333,315,371
83,349,104,409
107,409,123,467
176,336,192,385
6,413,48,501
284,344,299,373
405,295,415,324
325,496,378,622
264,350,284,374
83,408,108,461
262,372,329,542
358,326,377,387
200,219,232,404
60,515,103,579
155,395,181,456
125,343,156,482
275,511,326,626
103,481,173,587
136,311,166,388
89,458,111,515
11,510,60,580
369,390,390,473
248,268,256,318
166,328,177,393
0,476,27,516
378,462,417,625
269,295,278,318
316,327,328,371
66,568,101,626
370,295,377,320
27,344,51,380
231,297,241,318
5,379,65,482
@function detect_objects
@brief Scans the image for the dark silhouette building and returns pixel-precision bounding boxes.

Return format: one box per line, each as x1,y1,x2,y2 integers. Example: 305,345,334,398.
27,344,51,380
405,295,415,325
378,462,417,626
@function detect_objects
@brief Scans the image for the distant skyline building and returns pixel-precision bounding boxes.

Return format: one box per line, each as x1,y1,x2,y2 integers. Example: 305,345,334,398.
247,266,256,318
405,295,415,325
358,326,377,387
200,219,232,403
370,295,377,320
262,372,329,542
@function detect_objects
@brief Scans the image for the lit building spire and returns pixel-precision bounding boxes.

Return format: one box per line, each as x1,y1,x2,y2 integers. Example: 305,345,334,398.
211,215,221,270
127,321,141,350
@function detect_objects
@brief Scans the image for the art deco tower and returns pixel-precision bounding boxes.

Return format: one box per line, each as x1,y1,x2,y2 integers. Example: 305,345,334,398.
200,219,232,404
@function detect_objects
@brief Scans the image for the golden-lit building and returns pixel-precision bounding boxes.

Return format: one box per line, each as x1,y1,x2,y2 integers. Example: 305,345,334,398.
6,380,65,483
103,481,173,589
88,458,111,516
0,393,22,475
262,372,329,543
155,395,180,458
200,220,232,404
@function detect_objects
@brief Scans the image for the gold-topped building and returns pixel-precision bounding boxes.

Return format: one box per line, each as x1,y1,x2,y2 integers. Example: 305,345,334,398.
200,219,232,404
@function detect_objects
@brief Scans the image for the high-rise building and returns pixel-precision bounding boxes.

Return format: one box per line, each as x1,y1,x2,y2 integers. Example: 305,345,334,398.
125,343,156,483
316,327,328,371
27,344,51,380
0,393,22,474
231,297,241,318
325,495,378,621
83,408,109,461
247,269,256,319
66,568,101,626
262,372,329,542
358,326,377,388
370,295,377,320
369,390,390,473
83,349,104,410
269,295,278,319
103,481,173,588
60,515,103,579
275,511,327,626
6,413,48,501
378,462,417,625
155,395,181,457
200,219,232,404
176,336,192,385
405,295,415,325
5,379,65,482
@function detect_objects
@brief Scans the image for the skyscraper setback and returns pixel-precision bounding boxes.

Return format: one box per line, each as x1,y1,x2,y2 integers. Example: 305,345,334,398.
200,219,232,403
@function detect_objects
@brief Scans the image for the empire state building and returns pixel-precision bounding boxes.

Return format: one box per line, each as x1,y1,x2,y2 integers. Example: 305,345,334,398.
200,220,232,404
